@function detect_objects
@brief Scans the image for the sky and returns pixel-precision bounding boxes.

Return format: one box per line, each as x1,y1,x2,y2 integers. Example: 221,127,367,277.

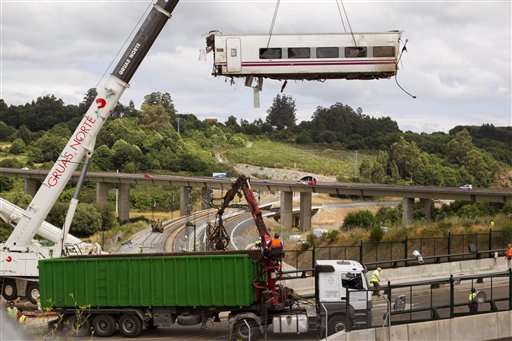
0,0,510,133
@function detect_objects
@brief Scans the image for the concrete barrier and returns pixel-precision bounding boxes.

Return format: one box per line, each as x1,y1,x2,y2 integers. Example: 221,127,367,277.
438,319,451,340
332,311,512,341
497,311,511,339
371,258,508,284
408,320,439,341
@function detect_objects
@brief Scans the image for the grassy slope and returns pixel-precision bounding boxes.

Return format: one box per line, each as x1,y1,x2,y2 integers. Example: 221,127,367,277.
224,138,375,179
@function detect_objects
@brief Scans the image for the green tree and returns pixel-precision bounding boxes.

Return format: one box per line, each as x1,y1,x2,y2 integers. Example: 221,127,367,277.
92,145,114,171
0,122,16,141
9,138,26,155
138,104,173,133
143,92,176,120
225,115,241,132
111,139,143,171
446,129,474,165
265,94,296,129
27,134,67,163
70,203,103,237
390,137,423,180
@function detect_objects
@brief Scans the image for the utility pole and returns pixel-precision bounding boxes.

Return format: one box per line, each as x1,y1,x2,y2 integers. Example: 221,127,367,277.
354,150,358,178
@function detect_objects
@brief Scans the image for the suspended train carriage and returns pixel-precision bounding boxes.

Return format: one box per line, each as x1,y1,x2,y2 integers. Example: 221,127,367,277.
206,30,403,88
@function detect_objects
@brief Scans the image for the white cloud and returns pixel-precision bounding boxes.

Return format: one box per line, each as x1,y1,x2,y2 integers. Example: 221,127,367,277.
1,0,510,133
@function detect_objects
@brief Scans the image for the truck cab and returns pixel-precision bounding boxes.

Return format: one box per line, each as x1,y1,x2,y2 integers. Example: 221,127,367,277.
316,260,372,334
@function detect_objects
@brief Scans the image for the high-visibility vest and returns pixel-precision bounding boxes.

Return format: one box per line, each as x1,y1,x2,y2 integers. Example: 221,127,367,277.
371,270,380,283
468,292,476,303
506,247,512,257
7,307,18,319
270,238,282,249
18,314,27,324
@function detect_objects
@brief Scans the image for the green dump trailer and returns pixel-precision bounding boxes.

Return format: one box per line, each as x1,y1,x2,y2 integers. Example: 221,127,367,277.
39,251,261,337
39,252,372,340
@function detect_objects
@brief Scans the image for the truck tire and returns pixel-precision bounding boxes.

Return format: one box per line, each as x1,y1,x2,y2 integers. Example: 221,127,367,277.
328,315,348,336
232,318,260,341
118,314,143,338
26,282,40,305
2,279,17,301
92,314,117,337
65,315,91,337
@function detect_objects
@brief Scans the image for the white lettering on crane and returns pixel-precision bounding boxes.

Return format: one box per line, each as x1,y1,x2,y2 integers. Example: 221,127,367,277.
119,43,141,75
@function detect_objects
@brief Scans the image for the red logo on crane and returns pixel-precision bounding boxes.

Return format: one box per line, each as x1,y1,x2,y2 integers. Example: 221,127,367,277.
96,98,107,109
6,256,12,262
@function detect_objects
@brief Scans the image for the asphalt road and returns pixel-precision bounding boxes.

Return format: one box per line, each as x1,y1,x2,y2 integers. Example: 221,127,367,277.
47,280,507,341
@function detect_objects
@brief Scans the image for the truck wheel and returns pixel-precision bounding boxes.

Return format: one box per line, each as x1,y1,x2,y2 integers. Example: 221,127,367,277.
2,279,17,301
26,282,40,305
118,314,143,337
65,315,91,337
232,318,260,341
92,314,117,337
328,315,347,336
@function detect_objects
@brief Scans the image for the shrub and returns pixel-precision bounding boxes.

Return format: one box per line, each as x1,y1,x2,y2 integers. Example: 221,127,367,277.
343,210,378,230
369,225,384,241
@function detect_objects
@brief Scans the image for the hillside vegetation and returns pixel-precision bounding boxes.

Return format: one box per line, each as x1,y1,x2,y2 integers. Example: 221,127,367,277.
1,90,511,242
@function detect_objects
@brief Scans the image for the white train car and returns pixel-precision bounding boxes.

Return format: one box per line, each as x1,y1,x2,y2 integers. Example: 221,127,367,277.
206,31,402,81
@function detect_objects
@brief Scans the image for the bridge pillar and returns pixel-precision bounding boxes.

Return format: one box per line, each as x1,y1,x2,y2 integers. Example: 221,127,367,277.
96,182,109,203
420,198,433,222
201,187,213,209
299,192,312,231
24,179,39,196
180,186,193,216
402,197,415,225
280,191,293,228
118,183,130,223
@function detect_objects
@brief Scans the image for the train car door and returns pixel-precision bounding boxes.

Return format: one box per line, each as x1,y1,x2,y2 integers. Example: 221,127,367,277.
226,38,241,72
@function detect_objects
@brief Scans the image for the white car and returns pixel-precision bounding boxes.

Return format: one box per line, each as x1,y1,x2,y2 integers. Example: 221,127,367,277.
459,184,473,189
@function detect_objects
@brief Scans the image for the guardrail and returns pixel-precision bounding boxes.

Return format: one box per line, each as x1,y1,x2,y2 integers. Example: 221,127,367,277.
283,229,509,271
345,269,512,331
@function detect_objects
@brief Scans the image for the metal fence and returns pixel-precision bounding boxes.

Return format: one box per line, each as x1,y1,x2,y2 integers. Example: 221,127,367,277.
345,269,512,331
283,229,509,272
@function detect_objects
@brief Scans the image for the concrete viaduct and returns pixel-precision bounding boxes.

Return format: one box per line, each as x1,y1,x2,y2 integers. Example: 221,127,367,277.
1,168,511,230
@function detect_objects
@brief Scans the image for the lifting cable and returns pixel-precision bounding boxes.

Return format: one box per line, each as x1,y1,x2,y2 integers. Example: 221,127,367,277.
394,39,416,99
95,0,154,88
266,0,281,48
336,0,357,47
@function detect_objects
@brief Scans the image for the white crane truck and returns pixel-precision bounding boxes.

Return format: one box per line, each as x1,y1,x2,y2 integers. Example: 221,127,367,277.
0,0,180,304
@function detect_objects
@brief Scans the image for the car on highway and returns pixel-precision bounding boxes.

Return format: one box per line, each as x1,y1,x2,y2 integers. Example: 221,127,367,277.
297,175,317,185
459,184,473,189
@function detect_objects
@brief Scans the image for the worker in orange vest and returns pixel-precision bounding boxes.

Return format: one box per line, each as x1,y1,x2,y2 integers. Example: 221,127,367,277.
267,233,284,264
506,244,512,269
268,233,283,249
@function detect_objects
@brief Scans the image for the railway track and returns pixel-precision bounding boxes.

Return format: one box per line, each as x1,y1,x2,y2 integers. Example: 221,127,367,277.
116,202,268,254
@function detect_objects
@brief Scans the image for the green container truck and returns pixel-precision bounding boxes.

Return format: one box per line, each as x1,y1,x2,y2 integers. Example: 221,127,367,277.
39,251,258,308
39,251,373,340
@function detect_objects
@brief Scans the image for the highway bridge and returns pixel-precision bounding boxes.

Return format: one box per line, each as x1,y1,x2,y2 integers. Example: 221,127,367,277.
1,167,511,229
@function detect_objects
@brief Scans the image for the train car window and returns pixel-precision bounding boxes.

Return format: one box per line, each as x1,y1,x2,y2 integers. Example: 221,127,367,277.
373,46,395,57
288,47,311,59
259,48,282,59
345,47,367,58
316,47,339,58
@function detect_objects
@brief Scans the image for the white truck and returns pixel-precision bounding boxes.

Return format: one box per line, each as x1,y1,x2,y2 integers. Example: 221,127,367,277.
0,0,180,304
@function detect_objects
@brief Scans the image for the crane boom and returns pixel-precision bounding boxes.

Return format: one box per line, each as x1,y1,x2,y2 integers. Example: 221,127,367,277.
4,0,180,251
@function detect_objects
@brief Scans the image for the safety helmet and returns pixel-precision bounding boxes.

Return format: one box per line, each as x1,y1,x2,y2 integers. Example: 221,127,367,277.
377,267,382,271
274,233,280,239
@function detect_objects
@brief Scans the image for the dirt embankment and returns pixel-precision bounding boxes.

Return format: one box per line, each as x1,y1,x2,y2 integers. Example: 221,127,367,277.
233,163,336,182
